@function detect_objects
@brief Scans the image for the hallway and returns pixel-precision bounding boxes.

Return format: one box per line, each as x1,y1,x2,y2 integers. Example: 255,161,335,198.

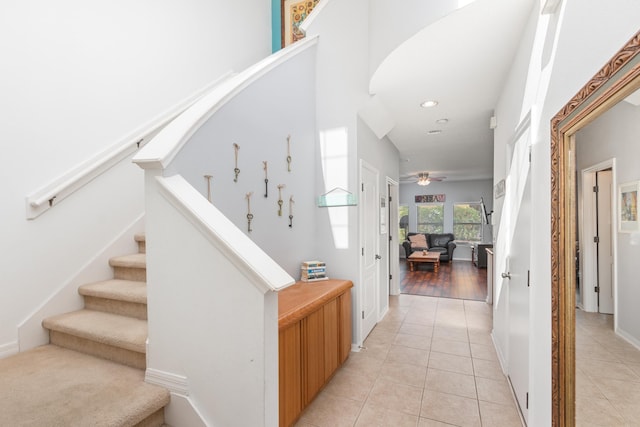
295,294,522,426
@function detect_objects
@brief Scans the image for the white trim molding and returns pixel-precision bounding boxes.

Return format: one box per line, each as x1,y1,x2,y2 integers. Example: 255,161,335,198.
145,368,190,396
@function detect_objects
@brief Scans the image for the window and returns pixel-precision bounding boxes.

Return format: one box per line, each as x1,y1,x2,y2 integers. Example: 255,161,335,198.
398,204,409,241
453,202,483,241
416,204,444,233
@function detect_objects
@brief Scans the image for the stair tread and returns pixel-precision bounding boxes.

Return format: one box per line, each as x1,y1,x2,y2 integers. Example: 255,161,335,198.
43,310,147,353
134,233,145,242
109,253,146,268
0,345,168,426
79,279,147,304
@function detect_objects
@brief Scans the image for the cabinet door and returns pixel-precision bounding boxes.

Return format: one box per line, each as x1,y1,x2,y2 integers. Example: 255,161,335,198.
279,324,301,427
323,298,339,380
338,291,352,364
303,308,324,405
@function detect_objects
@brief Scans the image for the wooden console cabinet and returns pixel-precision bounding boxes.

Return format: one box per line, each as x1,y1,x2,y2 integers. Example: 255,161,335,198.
278,279,353,427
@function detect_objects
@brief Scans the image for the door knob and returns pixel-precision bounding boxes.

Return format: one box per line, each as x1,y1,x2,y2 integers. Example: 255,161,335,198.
375,254,382,260
501,272,511,279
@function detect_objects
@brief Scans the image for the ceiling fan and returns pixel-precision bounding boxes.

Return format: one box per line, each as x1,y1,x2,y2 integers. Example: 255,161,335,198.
400,172,446,186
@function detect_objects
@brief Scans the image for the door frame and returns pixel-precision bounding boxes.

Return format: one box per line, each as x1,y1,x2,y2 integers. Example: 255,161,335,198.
387,178,400,296
579,159,617,315
358,159,380,345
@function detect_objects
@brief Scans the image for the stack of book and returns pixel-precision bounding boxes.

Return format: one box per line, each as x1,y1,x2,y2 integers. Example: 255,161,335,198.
300,261,328,282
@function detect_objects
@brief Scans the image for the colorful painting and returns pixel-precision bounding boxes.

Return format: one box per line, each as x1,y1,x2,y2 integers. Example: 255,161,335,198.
282,0,320,47
414,194,446,203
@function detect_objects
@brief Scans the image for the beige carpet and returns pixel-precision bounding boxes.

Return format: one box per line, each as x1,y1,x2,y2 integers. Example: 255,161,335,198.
0,345,169,426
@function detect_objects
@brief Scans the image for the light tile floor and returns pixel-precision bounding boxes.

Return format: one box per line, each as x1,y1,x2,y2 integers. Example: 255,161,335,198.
575,309,640,426
295,294,523,427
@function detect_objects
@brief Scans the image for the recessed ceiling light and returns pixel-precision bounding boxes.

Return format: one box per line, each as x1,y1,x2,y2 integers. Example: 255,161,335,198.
427,130,442,135
436,118,449,124
420,100,438,108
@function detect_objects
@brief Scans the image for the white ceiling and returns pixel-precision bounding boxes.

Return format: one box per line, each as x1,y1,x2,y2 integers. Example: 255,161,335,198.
369,0,536,183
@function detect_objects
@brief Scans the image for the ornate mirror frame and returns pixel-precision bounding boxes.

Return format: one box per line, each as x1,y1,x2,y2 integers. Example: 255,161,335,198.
551,31,640,426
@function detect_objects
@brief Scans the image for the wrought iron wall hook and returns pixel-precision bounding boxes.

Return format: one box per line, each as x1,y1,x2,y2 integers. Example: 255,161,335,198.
233,143,241,182
263,161,269,198
277,184,286,216
289,195,295,228
245,192,254,232
286,135,292,172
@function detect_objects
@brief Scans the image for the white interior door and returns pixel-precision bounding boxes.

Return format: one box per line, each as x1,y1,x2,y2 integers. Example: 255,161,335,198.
596,170,614,314
360,162,379,340
508,172,531,422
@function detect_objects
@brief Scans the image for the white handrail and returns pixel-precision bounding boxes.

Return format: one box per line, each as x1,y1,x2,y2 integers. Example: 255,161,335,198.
156,174,295,293
25,71,234,219
133,35,319,170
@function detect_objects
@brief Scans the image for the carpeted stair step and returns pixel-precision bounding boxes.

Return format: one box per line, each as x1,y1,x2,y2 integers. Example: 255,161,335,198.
0,345,169,427
43,309,147,369
110,253,147,282
135,233,146,254
79,279,147,320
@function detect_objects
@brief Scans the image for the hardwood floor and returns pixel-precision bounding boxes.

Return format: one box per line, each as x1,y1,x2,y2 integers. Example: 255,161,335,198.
400,259,487,301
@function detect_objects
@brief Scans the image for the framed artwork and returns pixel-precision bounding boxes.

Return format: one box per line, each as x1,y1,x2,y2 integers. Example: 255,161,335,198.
618,180,639,233
281,0,319,47
414,194,446,203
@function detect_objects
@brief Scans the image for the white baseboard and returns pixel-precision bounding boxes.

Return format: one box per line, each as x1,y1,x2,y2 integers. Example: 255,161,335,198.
491,331,508,375
145,369,209,427
615,327,640,351
0,341,19,359
145,368,190,396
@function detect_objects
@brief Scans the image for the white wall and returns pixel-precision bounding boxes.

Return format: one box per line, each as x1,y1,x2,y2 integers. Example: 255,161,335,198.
577,101,640,346
399,179,494,260
0,1,271,353
304,0,372,347
368,0,463,77
492,0,640,424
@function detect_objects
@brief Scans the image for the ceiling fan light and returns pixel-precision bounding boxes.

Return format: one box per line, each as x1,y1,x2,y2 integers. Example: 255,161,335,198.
417,172,431,186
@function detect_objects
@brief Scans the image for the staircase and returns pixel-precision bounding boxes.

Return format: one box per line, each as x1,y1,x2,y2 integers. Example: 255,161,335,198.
0,234,170,426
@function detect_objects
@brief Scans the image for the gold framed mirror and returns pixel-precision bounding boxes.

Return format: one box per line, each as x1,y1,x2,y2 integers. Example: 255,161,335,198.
550,31,640,426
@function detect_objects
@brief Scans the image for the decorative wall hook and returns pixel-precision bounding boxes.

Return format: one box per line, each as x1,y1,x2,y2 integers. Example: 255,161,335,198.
233,143,241,182
286,135,292,172
204,175,213,202
277,184,286,216
263,161,269,198
245,192,254,232
289,195,295,228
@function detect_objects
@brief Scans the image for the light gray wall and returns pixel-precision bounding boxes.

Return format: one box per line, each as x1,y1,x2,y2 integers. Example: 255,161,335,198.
399,179,493,260
167,46,318,278
357,117,400,318
577,100,640,346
